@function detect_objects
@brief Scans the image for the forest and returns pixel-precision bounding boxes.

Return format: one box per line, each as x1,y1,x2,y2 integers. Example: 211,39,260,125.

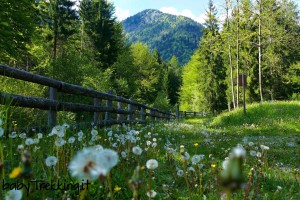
180,0,300,114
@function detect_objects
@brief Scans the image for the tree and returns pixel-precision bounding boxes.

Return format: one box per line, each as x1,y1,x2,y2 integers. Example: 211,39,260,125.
79,0,125,69
180,0,227,113
0,0,35,64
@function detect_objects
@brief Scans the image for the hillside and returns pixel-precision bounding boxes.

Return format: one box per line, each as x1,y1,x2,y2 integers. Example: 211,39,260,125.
122,9,203,64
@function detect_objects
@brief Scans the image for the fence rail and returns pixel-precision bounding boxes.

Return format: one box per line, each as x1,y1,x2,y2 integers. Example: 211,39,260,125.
179,111,209,118
0,64,175,127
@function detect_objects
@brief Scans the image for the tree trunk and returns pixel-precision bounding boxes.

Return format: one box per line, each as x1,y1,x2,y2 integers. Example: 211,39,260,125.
226,0,236,109
258,1,263,102
236,0,240,107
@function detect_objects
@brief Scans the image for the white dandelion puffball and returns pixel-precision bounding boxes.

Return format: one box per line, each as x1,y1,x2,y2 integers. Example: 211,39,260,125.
177,169,184,177
146,190,157,198
132,146,143,155
9,132,17,138
55,138,66,147
19,133,26,139
121,151,127,158
97,149,119,169
191,155,201,165
78,130,84,137
91,129,98,136
0,128,3,137
222,160,229,170
250,150,257,157
146,159,158,170
94,145,104,151
37,133,43,139
25,138,34,146
5,189,22,200
68,137,75,144
69,147,118,181
45,156,58,167
260,145,270,151
232,146,246,158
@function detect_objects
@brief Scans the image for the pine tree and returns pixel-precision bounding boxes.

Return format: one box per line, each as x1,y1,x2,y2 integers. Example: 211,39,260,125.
79,0,125,69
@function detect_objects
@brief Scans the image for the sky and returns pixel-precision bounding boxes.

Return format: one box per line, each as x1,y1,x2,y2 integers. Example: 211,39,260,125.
110,0,300,24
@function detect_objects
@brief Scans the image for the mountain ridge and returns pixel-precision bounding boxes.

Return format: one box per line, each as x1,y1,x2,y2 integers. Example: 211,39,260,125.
122,9,204,65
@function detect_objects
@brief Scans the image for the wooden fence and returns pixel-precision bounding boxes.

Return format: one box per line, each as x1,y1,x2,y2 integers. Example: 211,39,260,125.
0,64,175,127
179,111,209,118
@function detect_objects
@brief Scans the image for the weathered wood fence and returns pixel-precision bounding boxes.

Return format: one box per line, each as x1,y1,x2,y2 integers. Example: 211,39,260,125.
179,111,209,118
0,64,175,127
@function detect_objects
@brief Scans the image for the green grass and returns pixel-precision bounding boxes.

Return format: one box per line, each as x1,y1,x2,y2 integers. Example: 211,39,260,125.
0,101,299,199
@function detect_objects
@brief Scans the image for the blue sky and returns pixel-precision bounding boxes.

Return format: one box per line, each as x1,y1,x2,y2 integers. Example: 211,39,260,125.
110,0,300,23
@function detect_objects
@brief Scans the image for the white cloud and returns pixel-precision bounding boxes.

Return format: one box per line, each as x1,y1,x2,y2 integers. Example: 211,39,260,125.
115,7,131,21
160,6,206,24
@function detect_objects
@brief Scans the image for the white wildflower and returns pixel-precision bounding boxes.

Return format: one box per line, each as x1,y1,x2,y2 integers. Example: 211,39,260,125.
68,137,75,144
146,159,158,170
78,130,84,137
19,133,26,139
9,132,17,138
5,189,22,200
37,133,43,139
25,138,34,146
55,138,66,147
177,169,184,177
146,190,157,198
260,145,269,151
132,146,143,155
45,156,58,167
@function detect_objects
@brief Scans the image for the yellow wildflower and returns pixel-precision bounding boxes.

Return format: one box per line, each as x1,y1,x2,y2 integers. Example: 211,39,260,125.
9,166,22,178
141,166,145,170
114,186,121,192
211,164,216,168
194,143,199,147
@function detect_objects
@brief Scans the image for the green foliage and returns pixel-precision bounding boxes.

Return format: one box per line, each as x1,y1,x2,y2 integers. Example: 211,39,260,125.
80,0,125,69
0,0,35,62
180,1,227,114
122,9,203,65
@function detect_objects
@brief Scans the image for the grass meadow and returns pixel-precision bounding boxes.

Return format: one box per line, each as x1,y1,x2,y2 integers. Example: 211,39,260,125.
0,101,299,199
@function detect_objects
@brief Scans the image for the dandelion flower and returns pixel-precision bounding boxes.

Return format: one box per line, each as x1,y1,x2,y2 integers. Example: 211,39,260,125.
194,143,199,147
132,146,143,155
191,155,202,165
37,133,43,139
78,130,84,137
250,150,257,157
98,149,119,169
9,132,17,138
91,129,98,136
146,159,158,170
177,170,184,177
256,152,262,158
55,138,66,147
211,164,216,168
5,189,22,200
9,167,22,179
260,145,269,151
68,137,75,144
232,146,246,158
146,190,157,198
45,156,58,167
25,138,34,146
19,133,26,139
121,151,126,158
114,186,121,192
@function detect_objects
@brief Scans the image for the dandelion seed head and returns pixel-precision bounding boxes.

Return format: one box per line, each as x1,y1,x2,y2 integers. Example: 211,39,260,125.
45,156,58,167
146,159,158,170
68,137,75,144
5,189,22,200
25,138,34,146
132,146,143,155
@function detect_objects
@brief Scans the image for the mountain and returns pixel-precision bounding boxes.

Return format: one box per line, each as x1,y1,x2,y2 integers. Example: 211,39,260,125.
122,9,204,65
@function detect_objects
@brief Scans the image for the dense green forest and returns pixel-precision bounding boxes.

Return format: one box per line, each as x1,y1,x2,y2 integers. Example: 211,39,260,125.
180,0,300,114
122,9,203,65
0,0,182,125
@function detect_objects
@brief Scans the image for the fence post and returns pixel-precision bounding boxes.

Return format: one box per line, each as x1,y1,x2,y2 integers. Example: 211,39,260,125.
93,98,102,125
176,104,180,120
128,99,134,121
117,102,123,121
140,106,146,122
105,90,113,122
48,87,57,127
